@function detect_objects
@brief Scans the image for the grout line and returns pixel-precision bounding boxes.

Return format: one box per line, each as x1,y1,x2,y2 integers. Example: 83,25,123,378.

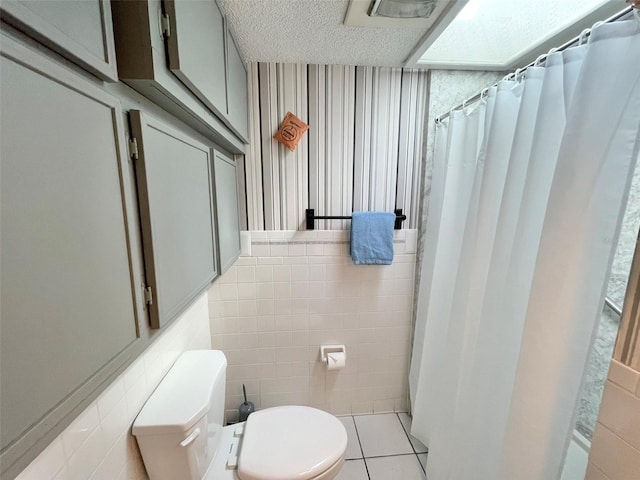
351,415,371,480
396,412,428,474
396,412,419,454
362,452,421,460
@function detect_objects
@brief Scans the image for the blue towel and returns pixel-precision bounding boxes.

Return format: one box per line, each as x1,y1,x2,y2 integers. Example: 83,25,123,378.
350,211,395,265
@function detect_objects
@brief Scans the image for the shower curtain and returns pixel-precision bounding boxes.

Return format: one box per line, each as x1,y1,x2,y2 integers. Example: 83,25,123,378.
409,14,640,480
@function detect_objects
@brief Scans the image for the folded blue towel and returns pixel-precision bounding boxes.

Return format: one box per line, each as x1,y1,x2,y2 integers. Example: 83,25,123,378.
350,211,396,265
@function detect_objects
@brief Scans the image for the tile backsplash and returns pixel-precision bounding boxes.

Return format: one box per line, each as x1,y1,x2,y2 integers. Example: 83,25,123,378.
586,360,640,480
209,229,417,422
16,293,211,480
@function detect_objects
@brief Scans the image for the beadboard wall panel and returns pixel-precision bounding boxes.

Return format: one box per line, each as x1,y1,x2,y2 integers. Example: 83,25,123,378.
245,63,264,231
245,63,428,230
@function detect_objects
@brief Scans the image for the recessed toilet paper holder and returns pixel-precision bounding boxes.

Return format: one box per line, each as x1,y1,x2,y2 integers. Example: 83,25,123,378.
320,345,346,363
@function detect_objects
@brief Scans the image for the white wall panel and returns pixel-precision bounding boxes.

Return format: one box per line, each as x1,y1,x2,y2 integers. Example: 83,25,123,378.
324,65,355,230
353,66,373,213
277,63,308,230
246,62,264,230
397,70,428,228
309,64,326,230
245,62,427,231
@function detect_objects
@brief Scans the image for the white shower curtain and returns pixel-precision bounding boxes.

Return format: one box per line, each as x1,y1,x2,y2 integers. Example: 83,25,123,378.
410,14,640,480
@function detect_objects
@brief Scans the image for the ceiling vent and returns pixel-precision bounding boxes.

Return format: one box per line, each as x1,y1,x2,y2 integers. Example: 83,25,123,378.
369,0,437,19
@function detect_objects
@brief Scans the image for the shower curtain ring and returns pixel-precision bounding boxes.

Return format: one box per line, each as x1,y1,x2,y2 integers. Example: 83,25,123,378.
534,54,547,66
515,68,524,82
579,28,590,45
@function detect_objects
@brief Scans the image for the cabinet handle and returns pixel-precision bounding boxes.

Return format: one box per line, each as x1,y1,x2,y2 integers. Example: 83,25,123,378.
180,428,201,447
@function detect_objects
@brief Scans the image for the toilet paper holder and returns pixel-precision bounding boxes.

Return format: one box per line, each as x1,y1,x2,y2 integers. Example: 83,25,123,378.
320,345,346,363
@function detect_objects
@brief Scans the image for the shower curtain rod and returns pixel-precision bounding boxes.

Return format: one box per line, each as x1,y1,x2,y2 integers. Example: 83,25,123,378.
434,5,635,124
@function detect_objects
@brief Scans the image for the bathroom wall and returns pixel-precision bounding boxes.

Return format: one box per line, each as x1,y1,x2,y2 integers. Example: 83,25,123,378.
585,360,640,479
577,156,640,440
584,153,640,480
243,63,428,231
417,69,506,261
14,293,211,480
208,229,417,422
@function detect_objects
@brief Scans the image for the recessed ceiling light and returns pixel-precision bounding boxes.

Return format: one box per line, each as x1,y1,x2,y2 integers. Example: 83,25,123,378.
344,0,469,29
369,0,438,19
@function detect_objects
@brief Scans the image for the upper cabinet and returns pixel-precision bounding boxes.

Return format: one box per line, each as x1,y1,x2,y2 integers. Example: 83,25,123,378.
129,110,218,329
111,0,249,150
0,0,118,81
164,0,227,120
213,151,242,273
226,28,249,141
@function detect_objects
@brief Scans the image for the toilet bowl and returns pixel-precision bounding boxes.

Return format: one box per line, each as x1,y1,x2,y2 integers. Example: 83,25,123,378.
132,350,347,480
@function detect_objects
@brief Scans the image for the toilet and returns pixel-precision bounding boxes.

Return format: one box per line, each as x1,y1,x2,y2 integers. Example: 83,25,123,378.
132,350,348,480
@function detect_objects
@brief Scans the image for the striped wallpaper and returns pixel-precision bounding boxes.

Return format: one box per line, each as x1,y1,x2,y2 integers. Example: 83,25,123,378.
242,63,429,231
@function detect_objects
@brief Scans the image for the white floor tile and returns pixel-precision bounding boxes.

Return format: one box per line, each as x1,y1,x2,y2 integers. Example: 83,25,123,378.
337,459,368,480
366,455,426,480
338,416,363,460
398,412,428,454
418,453,427,471
354,413,413,457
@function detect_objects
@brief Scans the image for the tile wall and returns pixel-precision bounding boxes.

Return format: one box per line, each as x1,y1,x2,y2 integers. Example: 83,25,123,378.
208,229,418,422
15,293,211,480
585,359,640,479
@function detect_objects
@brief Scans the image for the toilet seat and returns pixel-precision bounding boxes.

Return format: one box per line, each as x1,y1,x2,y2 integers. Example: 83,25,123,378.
237,406,347,480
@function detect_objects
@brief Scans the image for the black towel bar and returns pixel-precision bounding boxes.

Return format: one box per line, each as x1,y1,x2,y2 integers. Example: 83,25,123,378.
305,208,406,230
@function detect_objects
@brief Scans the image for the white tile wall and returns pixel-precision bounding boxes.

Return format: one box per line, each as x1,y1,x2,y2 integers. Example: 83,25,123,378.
586,359,640,480
209,230,417,422
16,293,211,480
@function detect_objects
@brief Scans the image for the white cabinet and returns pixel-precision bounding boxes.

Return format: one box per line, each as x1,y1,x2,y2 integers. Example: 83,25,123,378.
111,0,249,150
0,0,118,81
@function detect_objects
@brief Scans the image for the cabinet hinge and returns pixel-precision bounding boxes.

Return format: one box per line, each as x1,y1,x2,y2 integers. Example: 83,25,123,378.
161,13,171,38
144,285,153,306
128,137,139,160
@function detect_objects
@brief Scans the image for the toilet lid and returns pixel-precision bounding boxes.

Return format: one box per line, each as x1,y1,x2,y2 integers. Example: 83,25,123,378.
237,406,347,480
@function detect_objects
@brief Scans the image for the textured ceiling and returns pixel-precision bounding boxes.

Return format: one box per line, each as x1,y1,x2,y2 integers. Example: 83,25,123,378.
217,0,432,67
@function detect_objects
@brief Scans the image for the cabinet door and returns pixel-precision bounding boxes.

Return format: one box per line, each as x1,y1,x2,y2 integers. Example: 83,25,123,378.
0,0,118,81
130,110,217,329
226,28,249,142
1,33,138,476
164,0,227,119
214,151,241,273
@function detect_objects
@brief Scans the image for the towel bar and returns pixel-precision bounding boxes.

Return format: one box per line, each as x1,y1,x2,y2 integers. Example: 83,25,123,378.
305,208,406,230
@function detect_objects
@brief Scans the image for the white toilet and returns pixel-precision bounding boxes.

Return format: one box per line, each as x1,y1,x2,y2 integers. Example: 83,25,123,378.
132,350,348,480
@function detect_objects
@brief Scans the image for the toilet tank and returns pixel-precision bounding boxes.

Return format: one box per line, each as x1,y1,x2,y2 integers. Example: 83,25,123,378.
132,350,227,480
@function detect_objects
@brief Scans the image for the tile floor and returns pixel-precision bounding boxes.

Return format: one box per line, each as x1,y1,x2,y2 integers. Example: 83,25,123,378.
336,413,428,480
